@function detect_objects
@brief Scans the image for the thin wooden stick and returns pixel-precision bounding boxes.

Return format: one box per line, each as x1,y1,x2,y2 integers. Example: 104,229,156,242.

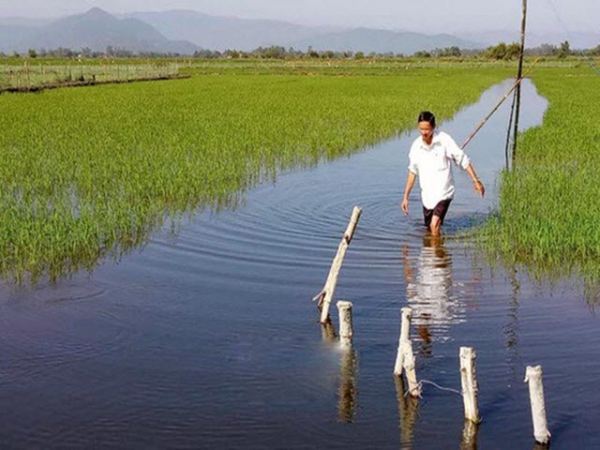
313,206,362,323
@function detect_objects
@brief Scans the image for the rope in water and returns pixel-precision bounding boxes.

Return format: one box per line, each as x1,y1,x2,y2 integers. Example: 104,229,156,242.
404,379,463,398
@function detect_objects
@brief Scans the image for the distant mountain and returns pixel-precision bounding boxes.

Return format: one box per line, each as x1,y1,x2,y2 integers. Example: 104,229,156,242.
1,9,598,56
0,17,50,27
127,10,482,53
288,28,482,54
125,10,336,52
0,8,197,54
0,25,37,51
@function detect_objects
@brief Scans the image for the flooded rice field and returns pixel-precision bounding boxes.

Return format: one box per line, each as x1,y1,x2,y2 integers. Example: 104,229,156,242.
1,80,598,449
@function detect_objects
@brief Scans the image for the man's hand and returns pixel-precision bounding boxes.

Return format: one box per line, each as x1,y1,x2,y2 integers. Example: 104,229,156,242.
401,198,409,215
473,179,485,197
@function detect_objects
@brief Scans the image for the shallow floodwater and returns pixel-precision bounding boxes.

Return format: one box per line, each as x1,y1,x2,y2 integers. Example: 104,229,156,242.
1,80,598,449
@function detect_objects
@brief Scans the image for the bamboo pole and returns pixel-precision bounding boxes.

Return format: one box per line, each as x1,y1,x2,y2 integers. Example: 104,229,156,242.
394,307,413,376
460,347,481,423
313,206,362,323
336,301,354,347
459,57,541,151
504,85,517,171
512,0,528,164
525,365,551,445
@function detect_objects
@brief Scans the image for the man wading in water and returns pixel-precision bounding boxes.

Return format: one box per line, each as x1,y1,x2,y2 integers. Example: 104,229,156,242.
401,111,485,236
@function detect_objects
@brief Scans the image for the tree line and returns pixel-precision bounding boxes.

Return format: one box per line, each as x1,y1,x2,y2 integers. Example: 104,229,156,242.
3,41,600,60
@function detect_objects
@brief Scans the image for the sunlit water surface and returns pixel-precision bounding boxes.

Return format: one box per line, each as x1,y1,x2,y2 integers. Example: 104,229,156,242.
1,80,598,449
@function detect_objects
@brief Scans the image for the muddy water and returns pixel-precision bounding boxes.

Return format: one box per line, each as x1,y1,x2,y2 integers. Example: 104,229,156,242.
1,80,597,449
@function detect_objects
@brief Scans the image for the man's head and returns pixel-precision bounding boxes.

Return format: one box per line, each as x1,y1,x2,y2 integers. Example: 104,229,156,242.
417,111,436,145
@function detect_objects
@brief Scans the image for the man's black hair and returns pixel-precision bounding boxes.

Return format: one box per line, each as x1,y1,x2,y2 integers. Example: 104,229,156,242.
418,111,436,128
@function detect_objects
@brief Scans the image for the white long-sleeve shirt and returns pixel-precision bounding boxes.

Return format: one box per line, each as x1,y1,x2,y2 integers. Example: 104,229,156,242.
408,131,471,209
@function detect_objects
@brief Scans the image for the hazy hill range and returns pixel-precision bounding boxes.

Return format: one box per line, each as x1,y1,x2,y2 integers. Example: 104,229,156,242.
125,10,336,52
0,25,37,51
288,28,481,54
1,8,598,55
127,10,482,53
0,8,197,54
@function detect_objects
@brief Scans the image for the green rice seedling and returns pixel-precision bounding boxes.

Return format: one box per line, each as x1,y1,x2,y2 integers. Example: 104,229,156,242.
477,66,600,297
0,67,508,282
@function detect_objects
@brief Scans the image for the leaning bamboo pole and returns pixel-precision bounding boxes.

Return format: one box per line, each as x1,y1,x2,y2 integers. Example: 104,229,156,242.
313,206,362,323
459,57,541,151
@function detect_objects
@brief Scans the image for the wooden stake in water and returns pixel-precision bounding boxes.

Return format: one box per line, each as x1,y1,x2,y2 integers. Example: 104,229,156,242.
336,301,354,347
313,206,362,323
394,307,413,376
525,365,551,445
460,347,481,423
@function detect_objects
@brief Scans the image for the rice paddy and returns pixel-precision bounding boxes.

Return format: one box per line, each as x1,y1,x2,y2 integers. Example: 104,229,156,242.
0,60,181,91
479,66,600,290
0,66,509,281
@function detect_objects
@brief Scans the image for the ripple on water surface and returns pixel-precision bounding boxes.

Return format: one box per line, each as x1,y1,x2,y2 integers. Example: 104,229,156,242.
5,80,592,449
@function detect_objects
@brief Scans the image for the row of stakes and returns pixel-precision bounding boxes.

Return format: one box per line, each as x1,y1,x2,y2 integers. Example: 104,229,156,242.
313,206,551,447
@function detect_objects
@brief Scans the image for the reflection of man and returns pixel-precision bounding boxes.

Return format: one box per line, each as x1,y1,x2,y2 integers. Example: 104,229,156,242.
403,236,461,354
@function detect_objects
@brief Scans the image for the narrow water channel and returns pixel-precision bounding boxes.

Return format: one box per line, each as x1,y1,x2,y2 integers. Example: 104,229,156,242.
1,80,598,449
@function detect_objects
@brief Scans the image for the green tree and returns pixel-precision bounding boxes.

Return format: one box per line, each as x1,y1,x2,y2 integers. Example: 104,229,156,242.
588,44,600,56
556,40,571,58
484,42,521,60
413,50,432,58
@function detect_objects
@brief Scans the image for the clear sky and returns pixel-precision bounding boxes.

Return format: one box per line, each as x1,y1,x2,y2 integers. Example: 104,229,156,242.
0,0,596,34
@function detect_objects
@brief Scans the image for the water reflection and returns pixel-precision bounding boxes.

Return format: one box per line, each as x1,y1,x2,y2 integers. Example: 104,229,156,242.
337,347,358,423
403,236,465,353
320,318,337,341
505,266,522,382
320,317,357,423
461,420,480,450
395,376,419,449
